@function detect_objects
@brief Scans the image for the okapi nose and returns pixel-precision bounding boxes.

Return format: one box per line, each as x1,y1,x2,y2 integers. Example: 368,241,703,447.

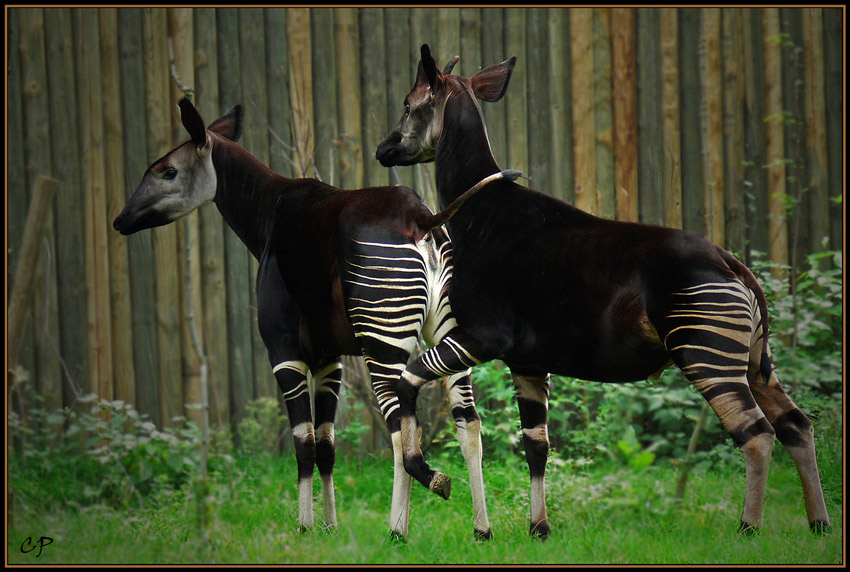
113,213,124,231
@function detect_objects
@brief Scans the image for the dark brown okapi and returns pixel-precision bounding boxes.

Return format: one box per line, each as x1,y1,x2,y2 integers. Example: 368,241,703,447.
375,44,830,538
114,97,519,540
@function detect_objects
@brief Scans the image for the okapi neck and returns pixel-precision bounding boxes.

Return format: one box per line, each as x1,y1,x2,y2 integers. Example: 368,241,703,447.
435,94,501,210
211,137,286,259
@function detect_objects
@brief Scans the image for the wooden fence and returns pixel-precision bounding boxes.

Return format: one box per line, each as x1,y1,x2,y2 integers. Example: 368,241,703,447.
6,7,843,453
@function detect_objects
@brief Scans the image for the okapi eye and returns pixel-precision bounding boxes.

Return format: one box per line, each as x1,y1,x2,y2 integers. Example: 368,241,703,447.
163,168,178,181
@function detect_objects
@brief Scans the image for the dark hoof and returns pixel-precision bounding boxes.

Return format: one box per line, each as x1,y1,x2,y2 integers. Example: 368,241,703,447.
430,472,451,500
530,520,550,540
474,528,493,542
296,523,312,533
810,520,832,535
387,530,407,544
738,521,760,536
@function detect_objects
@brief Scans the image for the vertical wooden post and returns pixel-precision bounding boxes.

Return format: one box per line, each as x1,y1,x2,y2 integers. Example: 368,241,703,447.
679,8,706,234
45,8,87,403
194,7,231,430
240,7,274,402
335,8,363,191
384,8,413,190
762,8,789,275
822,8,842,252
460,7,482,78
216,7,254,442
119,8,161,425
78,8,114,402
286,7,314,178
801,8,830,255
169,7,204,428
526,8,551,187
100,8,136,405
504,8,528,175
311,8,337,185
548,8,573,204
702,8,724,246
612,7,639,223
359,8,388,188
593,8,615,220
145,7,182,425
20,7,62,409
723,8,746,256
481,8,507,169
637,8,662,225
571,8,596,213
742,8,769,257
660,8,682,229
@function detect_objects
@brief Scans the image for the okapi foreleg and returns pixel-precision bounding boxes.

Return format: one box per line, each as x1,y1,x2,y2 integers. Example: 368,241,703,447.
313,360,343,530
445,369,492,540
513,373,551,539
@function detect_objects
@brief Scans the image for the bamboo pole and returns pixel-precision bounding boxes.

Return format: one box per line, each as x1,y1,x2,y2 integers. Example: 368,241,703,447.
763,8,789,276
723,8,746,256
335,8,362,191
119,8,161,425
612,7,638,223
548,8,573,204
145,7,182,424
194,7,231,431
410,8,438,212
504,8,528,175
526,8,551,188
571,8,596,213
660,8,682,229
801,8,830,256
45,7,87,403
100,8,137,406
286,7,313,179
702,8,724,247
593,8,615,220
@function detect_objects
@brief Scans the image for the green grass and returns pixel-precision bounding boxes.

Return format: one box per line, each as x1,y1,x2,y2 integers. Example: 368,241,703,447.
7,445,843,566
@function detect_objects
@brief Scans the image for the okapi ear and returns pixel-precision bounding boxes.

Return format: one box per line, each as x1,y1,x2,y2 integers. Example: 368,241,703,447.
178,97,208,147
207,103,244,142
470,56,517,102
420,44,443,94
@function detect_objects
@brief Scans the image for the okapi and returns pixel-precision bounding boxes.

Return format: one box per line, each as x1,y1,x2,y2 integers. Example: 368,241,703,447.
114,96,519,540
375,44,831,538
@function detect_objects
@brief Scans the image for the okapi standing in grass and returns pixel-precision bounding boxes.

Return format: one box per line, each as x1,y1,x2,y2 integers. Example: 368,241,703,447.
375,44,831,538
114,96,518,540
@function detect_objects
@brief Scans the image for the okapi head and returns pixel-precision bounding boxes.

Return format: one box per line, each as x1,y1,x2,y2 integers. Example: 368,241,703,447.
376,44,516,167
113,98,243,235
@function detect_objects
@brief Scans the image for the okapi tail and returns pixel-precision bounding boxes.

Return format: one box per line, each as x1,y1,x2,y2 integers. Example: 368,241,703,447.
419,169,524,232
720,249,773,382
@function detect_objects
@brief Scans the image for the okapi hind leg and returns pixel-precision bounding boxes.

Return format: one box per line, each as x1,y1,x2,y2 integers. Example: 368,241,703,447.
747,345,831,533
513,373,551,539
445,369,492,540
662,280,776,534
313,360,343,532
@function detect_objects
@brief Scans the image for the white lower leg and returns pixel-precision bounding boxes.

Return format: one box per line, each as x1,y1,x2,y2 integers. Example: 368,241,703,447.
298,476,314,529
389,431,412,538
456,418,491,535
